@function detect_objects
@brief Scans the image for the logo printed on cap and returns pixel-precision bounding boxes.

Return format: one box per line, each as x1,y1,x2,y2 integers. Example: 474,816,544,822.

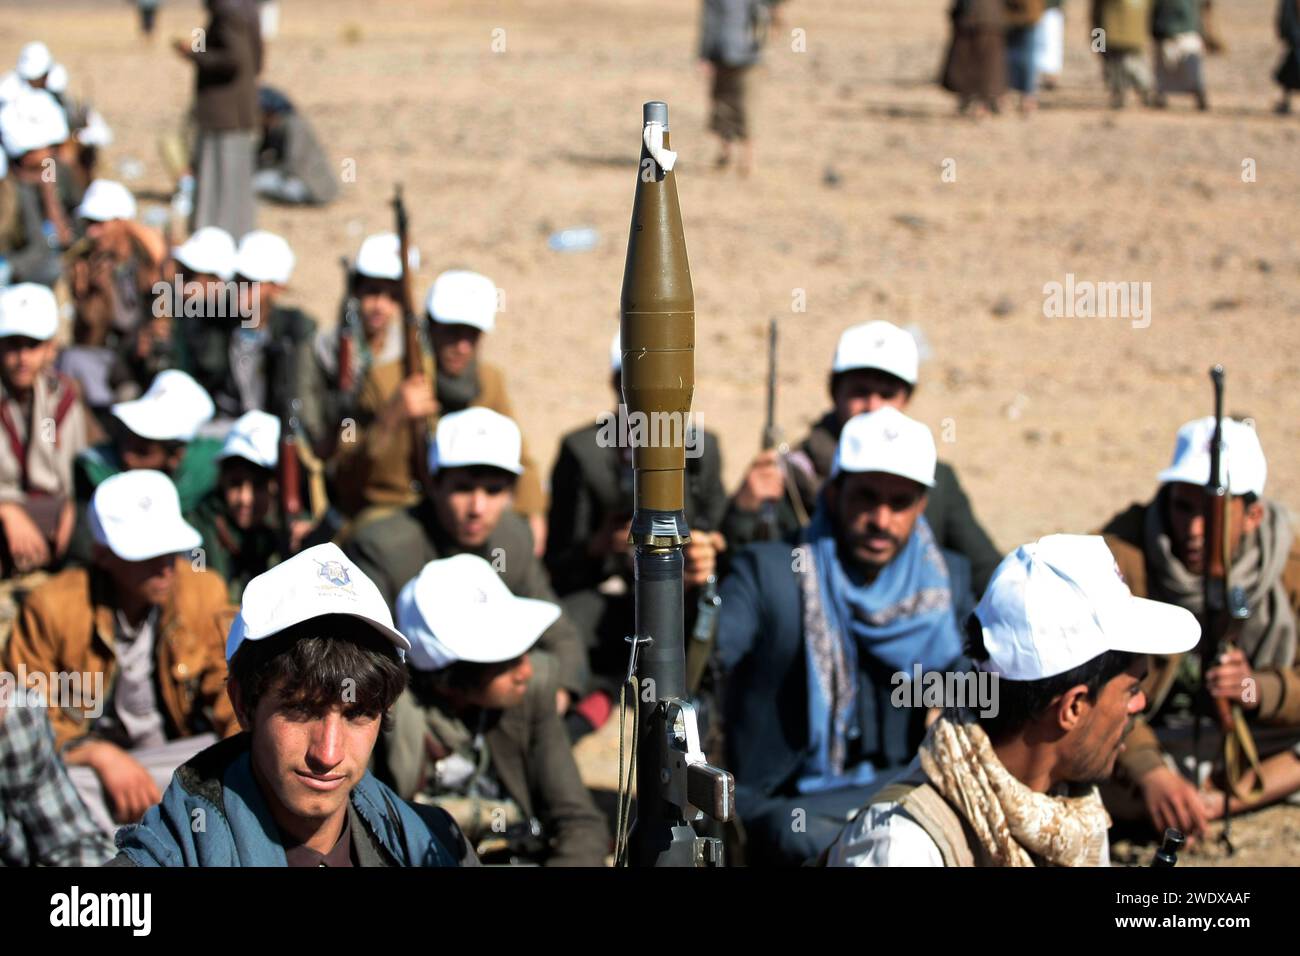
316,559,353,590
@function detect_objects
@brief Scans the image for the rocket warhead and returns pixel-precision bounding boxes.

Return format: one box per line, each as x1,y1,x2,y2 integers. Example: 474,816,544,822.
619,101,694,546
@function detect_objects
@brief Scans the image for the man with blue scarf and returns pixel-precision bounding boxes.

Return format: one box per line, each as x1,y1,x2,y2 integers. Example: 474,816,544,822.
108,543,477,866
716,407,973,866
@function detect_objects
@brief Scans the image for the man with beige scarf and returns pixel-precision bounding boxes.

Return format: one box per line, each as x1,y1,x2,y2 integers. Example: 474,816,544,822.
1101,417,1300,841
826,534,1199,866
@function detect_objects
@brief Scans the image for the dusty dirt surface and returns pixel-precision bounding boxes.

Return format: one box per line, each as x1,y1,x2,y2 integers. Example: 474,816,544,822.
8,0,1299,865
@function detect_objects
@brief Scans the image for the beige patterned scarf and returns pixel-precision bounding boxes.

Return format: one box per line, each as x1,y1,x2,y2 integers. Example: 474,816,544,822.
919,709,1111,867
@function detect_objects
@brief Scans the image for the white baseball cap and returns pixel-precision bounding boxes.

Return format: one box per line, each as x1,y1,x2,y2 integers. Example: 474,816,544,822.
0,282,58,341
0,88,68,157
44,62,67,95
397,554,560,672
974,535,1200,681
353,232,418,281
225,543,410,662
235,230,295,285
425,270,496,333
832,320,920,385
830,407,936,487
1157,416,1266,497
89,470,203,563
218,410,280,470
429,407,524,476
173,226,237,281
16,42,52,82
75,179,136,223
111,370,215,442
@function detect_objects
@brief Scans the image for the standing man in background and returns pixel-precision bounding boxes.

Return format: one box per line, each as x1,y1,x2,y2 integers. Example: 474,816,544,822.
699,0,785,176
174,0,262,239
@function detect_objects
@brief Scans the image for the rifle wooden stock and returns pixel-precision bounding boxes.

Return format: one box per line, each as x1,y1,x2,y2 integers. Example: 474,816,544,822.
392,186,433,496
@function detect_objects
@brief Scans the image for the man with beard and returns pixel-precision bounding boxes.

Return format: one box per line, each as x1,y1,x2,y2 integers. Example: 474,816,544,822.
826,535,1198,866
1101,417,1300,840
715,407,974,866
724,320,1000,595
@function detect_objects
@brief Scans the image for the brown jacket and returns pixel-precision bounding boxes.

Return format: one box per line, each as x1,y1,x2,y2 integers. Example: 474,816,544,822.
3,560,238,753
333,358,546,518
187,0,263,132
1102,500,1300,780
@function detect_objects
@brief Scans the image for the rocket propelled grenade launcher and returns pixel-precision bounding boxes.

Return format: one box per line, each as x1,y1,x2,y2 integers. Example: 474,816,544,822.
620,101,733,868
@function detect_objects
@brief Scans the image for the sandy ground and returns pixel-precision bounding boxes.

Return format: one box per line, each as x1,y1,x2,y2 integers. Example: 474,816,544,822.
7,0,1299,865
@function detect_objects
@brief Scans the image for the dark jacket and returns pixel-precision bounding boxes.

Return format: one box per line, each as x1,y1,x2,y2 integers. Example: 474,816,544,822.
110,732,478,866
545,421,727,596
1151,0,1201,39
346,503,590,696
189,0,263,132
185,486,281,603
377,674,608,866
715,541,973,812
722,410,1002,596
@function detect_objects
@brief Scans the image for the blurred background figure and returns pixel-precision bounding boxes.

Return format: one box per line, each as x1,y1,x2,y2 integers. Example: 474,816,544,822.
699,0,785,175
1093,0,1154,108
1005,0,1046,114
1034,0,1066,90
173,0,262,239
1151,0,1210,110
137,0,162,40
941,0,1007,117
254,86,338,206
1276,0,1300,113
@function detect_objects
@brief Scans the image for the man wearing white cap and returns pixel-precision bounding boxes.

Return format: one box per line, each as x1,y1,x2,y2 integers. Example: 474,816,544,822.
348,407,590,710
4,469,237,835
724,319,1001,595
0,284,90,581
109,543,477,867
544,330,727,739
0,85,78,286
71,369,223,564
715,407,974,866
1101,416,1300,837
376,554,608,865
335,266,547,546
826,534,1199,866
174,0,263,239
186,409,285,602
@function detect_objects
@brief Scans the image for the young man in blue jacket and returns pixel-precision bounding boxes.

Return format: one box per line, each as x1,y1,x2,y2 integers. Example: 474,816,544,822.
109,542,477,866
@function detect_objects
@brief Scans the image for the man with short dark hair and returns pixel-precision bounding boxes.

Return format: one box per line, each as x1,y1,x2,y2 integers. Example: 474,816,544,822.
110,543,476,866
716,407,974,866
724,320,1000,595
348,408,589,709
826,535,1199,866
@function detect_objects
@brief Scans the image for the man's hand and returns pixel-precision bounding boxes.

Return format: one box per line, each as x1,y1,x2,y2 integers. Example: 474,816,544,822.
1207,647,1255,710
390,373,437,422
0,503,51,574
588,513,632,559
528,513,547,558
288,518,316,554
54,498,75,559
172,37,192,59
556,688,570,716
733,449,785,512
1138,765,1209,839
684,531,722,589
75,741,162,824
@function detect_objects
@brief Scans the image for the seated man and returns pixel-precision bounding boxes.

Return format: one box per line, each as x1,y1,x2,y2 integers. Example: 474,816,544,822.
253,86,339,207
186,409,283,602
826,535,1198,866
0,284,89,584
545,332,726,735
4,469,235,834
723,320,1001,596
70,368,220,564
1101,416,1300,840
348,407,589,710
377,554,608,866
715,407,974,866
111,543,477,867
0,702,115,866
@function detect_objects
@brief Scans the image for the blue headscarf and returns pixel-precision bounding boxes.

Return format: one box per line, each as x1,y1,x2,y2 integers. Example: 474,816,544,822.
799,499,963,793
